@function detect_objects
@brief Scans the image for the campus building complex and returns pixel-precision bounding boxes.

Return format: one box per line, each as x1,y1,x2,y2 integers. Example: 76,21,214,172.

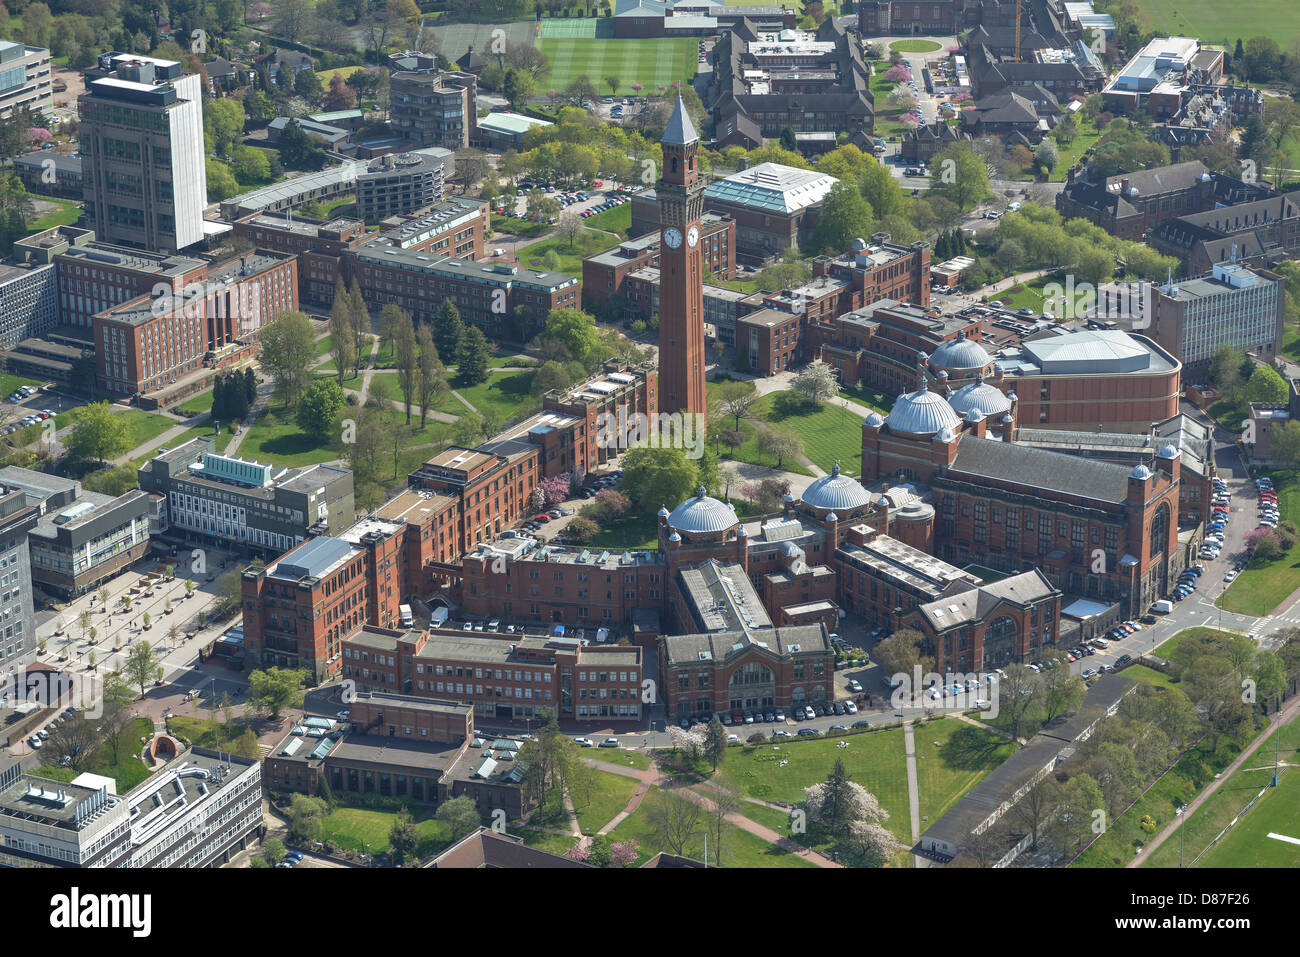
387,52,478,151
0,40,52,119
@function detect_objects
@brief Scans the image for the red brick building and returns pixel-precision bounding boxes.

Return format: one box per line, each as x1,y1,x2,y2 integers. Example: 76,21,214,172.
581,213,736,313
94,250,299,397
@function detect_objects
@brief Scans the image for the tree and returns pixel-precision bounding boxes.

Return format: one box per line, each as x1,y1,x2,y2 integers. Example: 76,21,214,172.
779,126,798,152
643,788,703,857
1034,138,1059,174
66,402,131,466
324,74,357,112
756,428,803,468
791,359,838,405
802,758,901,865
1269,420,1300,469
347,282,369,379
715,379,758,429
1242,364,1289,405
381,305,419,424
1048,773,1104,859
204,97,246,159
329,279,357,386
1208,345,1247,398
388,807,420,864
619,446,699,509
261,838,286,866
1009,772,1055,849
874,628,931,685
518,712,575,811
705,784,740,866
541,308,603,368
416,324,445,429
503,69,535,111
124,641,161,699
288,794,327,843
457,326,491,386
929,143,994,212
1037,651,1085,723
998,664,1040,744
566,514,601,542
811,181,875,254
259,310,316,408
44,714,101,771
296,379,347,442
433,300,465,362
247,666,309,720
703,716,728,772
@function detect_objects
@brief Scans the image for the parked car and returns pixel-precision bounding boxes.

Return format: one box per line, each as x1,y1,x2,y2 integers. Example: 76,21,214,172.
598,737,619,748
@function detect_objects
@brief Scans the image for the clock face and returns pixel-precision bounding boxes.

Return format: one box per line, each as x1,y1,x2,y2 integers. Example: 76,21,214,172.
687,226,700,248
664,227,683,249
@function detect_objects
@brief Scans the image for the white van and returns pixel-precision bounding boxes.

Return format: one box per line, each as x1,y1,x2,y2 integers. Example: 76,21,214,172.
1152,600,1173,614
399,604,413,628
430,606,449,628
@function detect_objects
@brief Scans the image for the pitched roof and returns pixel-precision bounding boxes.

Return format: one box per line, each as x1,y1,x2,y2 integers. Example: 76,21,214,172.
946,435,1139,504
662,95,699,146
917,569,1059,632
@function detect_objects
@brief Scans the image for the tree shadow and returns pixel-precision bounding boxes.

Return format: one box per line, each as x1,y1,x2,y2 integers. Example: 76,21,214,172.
938,725,1007,770
767,392,821,421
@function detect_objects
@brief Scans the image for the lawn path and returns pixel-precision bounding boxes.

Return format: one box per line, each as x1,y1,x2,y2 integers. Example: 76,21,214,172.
582,755,842,867
903,720,930,868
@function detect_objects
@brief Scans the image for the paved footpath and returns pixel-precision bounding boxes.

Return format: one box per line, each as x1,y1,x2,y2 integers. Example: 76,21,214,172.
1128,694,1300,868
582,756,842,867
902,720,929,868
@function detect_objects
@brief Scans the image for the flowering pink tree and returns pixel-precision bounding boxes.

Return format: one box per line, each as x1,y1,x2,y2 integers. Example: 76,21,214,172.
739,482,761,502
539,472,572,508
656,85,667,94
953,91,973,103
1244,528,1280,551
548,90,558,103
901,114,920,131
252,1,272,19
609,840,639,867
883,65,912,83
27,127,51,144
595,488,631,517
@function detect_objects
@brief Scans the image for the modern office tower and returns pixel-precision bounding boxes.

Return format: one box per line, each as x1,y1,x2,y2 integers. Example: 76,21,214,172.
0,39,52,118
0,483,38,679
78,53,207,253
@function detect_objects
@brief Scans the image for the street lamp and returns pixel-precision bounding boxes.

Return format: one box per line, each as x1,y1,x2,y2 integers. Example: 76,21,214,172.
1175,803,1185,868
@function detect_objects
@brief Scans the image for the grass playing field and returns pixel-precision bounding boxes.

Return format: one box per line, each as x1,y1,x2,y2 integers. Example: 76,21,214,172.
1134,0,1300,49
535,37,698,96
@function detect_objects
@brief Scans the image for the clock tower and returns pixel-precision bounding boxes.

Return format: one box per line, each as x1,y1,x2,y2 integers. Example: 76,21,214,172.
657,95,707,417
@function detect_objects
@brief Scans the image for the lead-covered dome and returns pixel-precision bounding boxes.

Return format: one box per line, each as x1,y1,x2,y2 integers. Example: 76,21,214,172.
800,462,870,512
666,486,738,534
886,387,962,436
949,374,1012,418
930,331,992,371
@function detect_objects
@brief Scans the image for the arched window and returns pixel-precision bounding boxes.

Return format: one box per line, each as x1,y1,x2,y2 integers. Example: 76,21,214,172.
983,615,1018,668
1150,503,1170,559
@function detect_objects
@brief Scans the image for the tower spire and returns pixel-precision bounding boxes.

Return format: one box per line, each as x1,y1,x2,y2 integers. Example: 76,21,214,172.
662,94,698,146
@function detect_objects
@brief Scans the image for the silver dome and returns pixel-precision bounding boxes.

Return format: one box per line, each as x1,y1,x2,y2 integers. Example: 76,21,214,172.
1130,464,1152,480
657,506,670,518
886,388,962,436
800,462,871,513
949,375,1012,418
1157,443,1179,459
935,427,956,443
930,331,992,371
965,407,985,423
668,531,682,542
865,411,885,428
826,512,838,522
666,486,738,534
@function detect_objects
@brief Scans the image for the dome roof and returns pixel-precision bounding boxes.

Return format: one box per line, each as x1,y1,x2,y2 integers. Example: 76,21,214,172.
826,512,838,522
886,387,962,436
930,331,992,371
1158,443,1179,459
949,374,1012,418
865,411,885,428
965,407,985,423
1130,464,1152,480
666,486,738,534
657,506,670,518
800,462,871,512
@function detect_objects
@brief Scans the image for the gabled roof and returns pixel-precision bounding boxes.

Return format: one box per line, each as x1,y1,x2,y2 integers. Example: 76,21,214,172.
945,435,1139,504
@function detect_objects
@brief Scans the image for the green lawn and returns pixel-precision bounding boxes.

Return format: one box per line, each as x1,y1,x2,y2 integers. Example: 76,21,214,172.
1050,114,1102,182
582,511,660,549
571,769,639,834
135,424,233,465
869,69,909,139
452,369,540,426
534,38,698,96
1129,0,1300,49
836,384,891,414
174,391,215,415
36,717,155,794
752,391,865,476
889,39,943,52
605,785,817,867
582,203,632,240
1283,323,1300,363
999,274,1059,313
588,749,653,771
1144,715,1300,868
1217,469,1299,616
511,826,580,856
26,197,82,233
1121,664,1180,691
517,228,609,278
239,406,340,468
319,806,452,857
914,718,1016,824
490,214,552,239
713,728,912,843
0,373,42,395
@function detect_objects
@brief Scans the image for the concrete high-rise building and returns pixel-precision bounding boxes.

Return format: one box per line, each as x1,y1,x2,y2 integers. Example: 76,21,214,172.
78,53,207,253
0,40,52,119
1149,262,1284,376
387,52,477,151
656,97,707,416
